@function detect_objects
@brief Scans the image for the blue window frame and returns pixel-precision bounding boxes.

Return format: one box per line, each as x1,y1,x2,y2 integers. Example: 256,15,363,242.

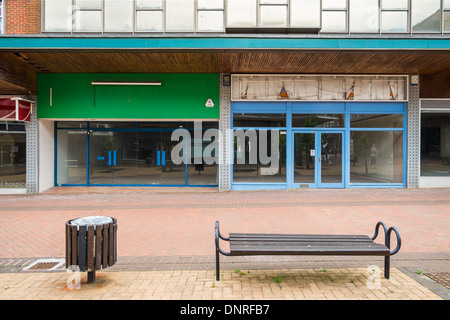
54,121,219,187
231,101,407,190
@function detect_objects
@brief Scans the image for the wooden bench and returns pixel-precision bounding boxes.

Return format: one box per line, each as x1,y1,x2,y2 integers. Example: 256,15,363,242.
215,221,401,281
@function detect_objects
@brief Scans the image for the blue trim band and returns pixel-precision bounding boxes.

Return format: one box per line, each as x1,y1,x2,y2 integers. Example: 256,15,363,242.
1,37,450,50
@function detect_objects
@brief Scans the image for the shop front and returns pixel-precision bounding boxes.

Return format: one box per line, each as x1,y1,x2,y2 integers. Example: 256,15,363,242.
230,75,407,190
37,73,220,188
55,121,218,187
0,97,34,193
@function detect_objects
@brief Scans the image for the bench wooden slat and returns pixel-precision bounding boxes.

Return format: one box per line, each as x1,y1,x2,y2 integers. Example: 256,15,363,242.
230,243,389,256
230,233,370,240
230,241,387,248
230,236,372,242
230,241,381,248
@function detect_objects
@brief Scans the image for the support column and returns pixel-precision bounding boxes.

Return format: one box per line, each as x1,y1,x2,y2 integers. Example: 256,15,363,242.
25,95,39,194
407,76,420,188
218,74,231,192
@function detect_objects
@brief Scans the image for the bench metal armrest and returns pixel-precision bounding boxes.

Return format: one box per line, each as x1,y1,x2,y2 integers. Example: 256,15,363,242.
371,221,401,255
215,221,231,256
371,221,388,242
387,227,402,256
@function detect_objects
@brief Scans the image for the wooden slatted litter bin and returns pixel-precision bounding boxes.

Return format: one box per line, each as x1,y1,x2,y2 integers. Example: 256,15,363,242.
65,216,117,283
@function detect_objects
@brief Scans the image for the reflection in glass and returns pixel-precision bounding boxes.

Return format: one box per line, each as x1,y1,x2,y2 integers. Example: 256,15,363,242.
233,130,286,183
294,133,315,184
261,0,287,4
75,11,102,32
381,11,408,32
198,0,224,9
136,11,163,32
187,127,218,185
136,0,163,10
292,114,345,128
445,12,450,32
76,0,102,10
160,131,186,185
57,130,86,185
227,0,257,27
233,114,286,128
290,0,321,28
349,0,379,33
197,11,224,32
412,0,441,33
321,11,347,33
57,122,88,128
104,0,134,32
350,131,403,183
89,131,135,185
0,132,26,189
381,0,408,10
350,114,404,128
321,132,343,184
322,0,346,10
165,0,195,31
260,6,287,27
44,0,72,32
421,113,450,177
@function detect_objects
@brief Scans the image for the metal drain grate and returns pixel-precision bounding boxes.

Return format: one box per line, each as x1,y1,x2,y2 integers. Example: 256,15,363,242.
22,258,65,272
425,272,450,289
28,262,60,270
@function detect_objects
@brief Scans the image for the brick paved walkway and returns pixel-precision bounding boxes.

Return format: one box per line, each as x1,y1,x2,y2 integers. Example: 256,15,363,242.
0,268,441,300
0,187,449,300
0,188,449,257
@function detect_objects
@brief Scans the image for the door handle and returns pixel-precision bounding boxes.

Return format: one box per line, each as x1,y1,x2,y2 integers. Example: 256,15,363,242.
157,151,161,166
113,151,117,166
162,151,166,166
108,151,112,166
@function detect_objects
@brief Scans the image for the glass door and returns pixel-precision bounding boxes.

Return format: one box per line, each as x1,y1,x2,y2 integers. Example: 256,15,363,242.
89,130,187,186
293,132,316,187
135,131,163,185
160,131,186,185
292,130,344,188
89,131,136,185
319,132,344,188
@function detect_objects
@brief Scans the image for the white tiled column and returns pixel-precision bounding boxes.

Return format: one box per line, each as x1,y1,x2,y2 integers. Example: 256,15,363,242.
38,118,55,193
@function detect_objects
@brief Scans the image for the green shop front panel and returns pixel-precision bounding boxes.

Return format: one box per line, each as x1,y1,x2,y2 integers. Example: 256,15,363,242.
37,73,220,120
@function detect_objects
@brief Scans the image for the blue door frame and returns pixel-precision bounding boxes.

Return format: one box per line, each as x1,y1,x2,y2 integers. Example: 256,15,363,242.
291,129,345,189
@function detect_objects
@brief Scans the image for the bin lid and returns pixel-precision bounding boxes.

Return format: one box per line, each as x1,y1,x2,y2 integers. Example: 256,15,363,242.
70,216,113,226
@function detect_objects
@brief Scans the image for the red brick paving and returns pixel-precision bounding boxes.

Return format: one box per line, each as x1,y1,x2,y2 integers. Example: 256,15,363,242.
0,187,449,258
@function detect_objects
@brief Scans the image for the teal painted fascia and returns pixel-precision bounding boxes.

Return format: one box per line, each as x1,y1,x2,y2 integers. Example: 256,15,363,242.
1,36,450,50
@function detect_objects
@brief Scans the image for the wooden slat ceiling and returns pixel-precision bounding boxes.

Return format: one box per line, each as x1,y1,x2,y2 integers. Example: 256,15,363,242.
1,50,450,94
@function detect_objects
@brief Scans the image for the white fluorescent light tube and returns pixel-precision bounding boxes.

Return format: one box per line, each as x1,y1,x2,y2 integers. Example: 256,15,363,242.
91,81,161,86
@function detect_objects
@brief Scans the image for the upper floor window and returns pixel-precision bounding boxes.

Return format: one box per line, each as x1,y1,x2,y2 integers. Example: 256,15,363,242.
0,0,4,34
43,0,225,33
41,0,450,34
226,0,321,32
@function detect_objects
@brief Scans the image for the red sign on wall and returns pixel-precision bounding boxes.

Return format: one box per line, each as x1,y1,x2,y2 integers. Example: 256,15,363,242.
0,98,33,121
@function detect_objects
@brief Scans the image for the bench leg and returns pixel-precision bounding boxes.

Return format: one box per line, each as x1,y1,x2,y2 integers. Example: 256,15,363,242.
216,248,220,281
384,256,390,279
